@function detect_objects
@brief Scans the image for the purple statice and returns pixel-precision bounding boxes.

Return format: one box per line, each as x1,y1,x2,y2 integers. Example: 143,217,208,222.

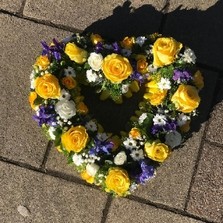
89,137,114,155
151,120,177,135
112,42,120,53
136,160,155,184
130,71,146,85
33,105,57,127
95,42,104,53
173,69,192,83
41,38,64,61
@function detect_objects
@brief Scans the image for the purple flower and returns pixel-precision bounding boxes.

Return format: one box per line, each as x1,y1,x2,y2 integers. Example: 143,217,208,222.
130,71,146,84
33,105,57,127
112,42,120,53
89,137,114,155
173,69,192,83
151,120,177,135
41,38,64,61
136,160,155,184
95,42,104,53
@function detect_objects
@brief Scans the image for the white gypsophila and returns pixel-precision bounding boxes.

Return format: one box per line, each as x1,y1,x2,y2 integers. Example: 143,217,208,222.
121,49,132,57
123,138,138,150
165,131,182,148
30,71,35,89
86,69,99,83
138,113,147,125
86,163,100,177
114,151,127,165
181,48,196,64
64,66,76,77
130,149,144,161
148,64,157,73
121,84,129,94
97,132,108,141
59,89,71,100
72,154,84,166
153,114,167,126
135,36,147,47
158,77,171,90
88,52,103,71
55,99,76,120
48,126,56,140
177,113,190,126
85,120,97,132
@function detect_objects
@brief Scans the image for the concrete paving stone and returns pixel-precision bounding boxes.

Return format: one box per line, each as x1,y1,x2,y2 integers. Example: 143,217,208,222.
0,161,107,223
0,0,24,13
23,0,166,39
186,142,223,223
133,69,218,209
0,14,71,167
163,0,223,70
106,198,205,223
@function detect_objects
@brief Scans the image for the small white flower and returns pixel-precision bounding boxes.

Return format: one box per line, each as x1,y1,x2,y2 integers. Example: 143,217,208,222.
30,71,35,89
48,127,56,140
85,120,97,132
121,84,129,93
121,49,132,57
59,89,71,100
97,133,108,141
72,154,84,166
135,36,147,47
86,163,100,177
153,114,167,126
165,131,182,148
177,113,190,126
181,48,196,64
130,149,144,161
64,66,76,77
55,100,76,120
86,69,99,83
148,64,157,73
123,138,137,150
139,113,147,124
158,77,171,90
88,52,103,71
114,151,127,165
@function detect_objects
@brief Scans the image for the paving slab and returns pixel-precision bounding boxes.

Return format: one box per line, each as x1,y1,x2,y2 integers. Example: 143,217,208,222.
133,69,218,209
0,14,71,167
0,161,107,223
106,198,205,223
186,142,223,223
23,0,166,39
163,0,223,70
0,0,24,13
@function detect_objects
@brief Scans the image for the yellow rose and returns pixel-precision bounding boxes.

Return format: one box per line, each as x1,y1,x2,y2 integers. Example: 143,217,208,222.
35,73,61,99
121,36,135,49
193,70,204,90
137,58,148,74
129,127,141,139
65,42,87,64
153,37,182,67
144,141,171,162
102,53,133,83
28,91,38,110
77,101,89,114
61,126,89,153
90,33,103,45
81,170,94,184
34,55,50,70
144,80,167,105
62,76,77,89
171,84,200,113
105,168,130,196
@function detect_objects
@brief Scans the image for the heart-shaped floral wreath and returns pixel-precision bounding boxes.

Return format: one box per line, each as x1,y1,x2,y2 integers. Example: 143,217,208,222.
29,33,204,196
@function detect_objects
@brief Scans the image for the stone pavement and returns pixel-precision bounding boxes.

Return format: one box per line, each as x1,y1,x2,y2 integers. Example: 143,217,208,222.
0,0,223,222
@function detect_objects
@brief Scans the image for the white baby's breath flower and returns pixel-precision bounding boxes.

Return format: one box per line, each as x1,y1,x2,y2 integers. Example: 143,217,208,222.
86,163,100,177
55,100,76,120
148,64,157,73
85,120,97,132
59,89,71,100
48,127,56,140
114,151,127,165
165,131,182,148
64,66,76,77
121,49,132,57
97,132,108,141
158,77,171,90
181,48,196,64
153,114,167,126
177,113,190,126
123,138,137,150
130,149,144,161
139,113,147,125
86,69,99,83
30,71,35,89
135,36,147,46
72,154,84,166
88,52,103,71
121,84,129,93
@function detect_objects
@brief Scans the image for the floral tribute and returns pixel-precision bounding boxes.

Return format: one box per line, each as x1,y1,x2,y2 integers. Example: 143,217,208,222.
29,33,204,196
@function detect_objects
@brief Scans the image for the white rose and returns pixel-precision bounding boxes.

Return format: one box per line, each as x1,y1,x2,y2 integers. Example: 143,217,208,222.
55,99,76,120
165,131,182,148
86,163,100,177
114,151,127,165
121,84,129,93
72,154,84,166
88,52,103,71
